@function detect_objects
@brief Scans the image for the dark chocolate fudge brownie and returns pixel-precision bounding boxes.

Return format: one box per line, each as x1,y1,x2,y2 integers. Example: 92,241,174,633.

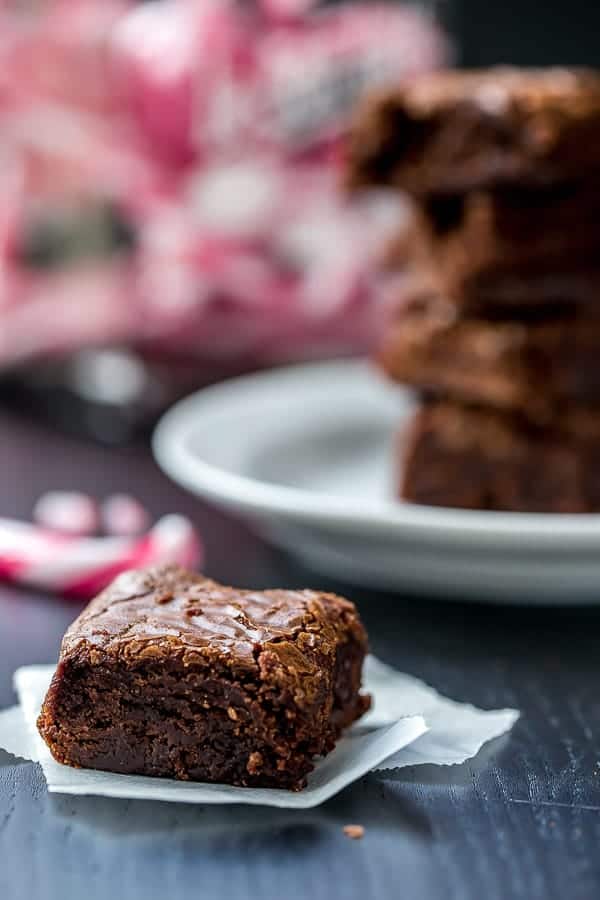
400,401,600,512
378,295,600,423
37,566,370,791
384,182,600,313
347,68,600,195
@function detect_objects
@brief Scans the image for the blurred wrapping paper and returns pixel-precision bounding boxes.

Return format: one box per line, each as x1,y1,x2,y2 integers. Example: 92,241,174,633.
0,0,448,376
136,165,405,364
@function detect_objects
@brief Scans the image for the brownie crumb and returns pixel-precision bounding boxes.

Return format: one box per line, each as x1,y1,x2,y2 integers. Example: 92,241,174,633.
343,825,365,840
246,752,264,774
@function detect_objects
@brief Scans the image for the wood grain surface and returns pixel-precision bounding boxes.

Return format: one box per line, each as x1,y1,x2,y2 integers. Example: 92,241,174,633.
1,410,599,900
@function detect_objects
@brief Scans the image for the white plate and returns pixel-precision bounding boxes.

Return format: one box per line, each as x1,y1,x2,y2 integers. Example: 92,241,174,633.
153,358,600,604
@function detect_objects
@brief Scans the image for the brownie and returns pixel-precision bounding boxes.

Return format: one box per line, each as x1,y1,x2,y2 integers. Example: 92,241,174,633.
347,68,600,195
37,565,370,791
378,295,600,423
384,182,600,313
400,401,600,513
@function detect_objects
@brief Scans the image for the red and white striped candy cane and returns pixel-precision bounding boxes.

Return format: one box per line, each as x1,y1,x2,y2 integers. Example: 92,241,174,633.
0,513,202,600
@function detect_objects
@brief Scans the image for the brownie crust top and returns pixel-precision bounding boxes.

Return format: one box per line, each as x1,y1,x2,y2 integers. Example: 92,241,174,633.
378,67,600,118
58,565,366,672
347,67,600,193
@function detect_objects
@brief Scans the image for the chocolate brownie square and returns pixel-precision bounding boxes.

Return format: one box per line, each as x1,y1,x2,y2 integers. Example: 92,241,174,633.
347,68,600,195
378,295,600,423
400,401,600,513
384,182,600,313
37,566,370,791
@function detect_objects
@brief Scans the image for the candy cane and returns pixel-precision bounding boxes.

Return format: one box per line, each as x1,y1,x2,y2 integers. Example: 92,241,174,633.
0,513,202,600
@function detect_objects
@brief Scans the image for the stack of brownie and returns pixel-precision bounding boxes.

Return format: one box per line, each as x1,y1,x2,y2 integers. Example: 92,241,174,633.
348,67,600,512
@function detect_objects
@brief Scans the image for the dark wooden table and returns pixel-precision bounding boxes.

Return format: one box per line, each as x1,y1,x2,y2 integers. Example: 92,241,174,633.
1,410,600,900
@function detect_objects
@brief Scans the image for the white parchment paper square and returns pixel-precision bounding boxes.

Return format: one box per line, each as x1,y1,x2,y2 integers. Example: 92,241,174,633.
0,658,518,808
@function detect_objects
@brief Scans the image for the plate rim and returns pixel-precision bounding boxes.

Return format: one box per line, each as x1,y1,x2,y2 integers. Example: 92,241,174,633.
153,357,600,551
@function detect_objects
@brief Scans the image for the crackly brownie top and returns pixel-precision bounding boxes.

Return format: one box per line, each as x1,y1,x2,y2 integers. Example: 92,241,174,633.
347,67,600,192
59,565,365,672
375,67,600,118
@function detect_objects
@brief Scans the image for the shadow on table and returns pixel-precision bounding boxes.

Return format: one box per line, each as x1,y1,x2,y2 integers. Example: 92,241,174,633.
47,773,433,847
1,730,514,848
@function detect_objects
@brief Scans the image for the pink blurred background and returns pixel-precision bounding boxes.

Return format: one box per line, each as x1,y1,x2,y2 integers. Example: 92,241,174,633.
0,0,447,434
